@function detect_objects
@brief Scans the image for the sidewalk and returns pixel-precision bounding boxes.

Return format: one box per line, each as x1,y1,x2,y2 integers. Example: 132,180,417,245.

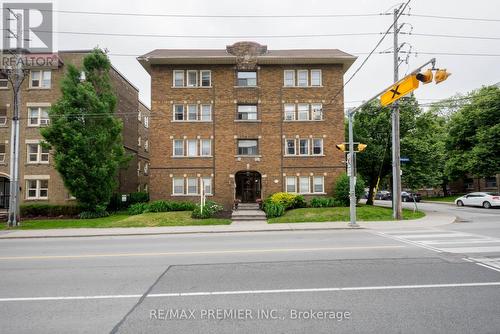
0,209,456,239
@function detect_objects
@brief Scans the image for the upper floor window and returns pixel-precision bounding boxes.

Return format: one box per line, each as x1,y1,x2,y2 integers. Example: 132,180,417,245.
284,70,295,87
27,143,49,163
285,138,323,157
173,104,212,121
283,103,323,121
144,162,149,176
30,70,51,89
173,70,211,87
144,116,149,128
311,70,322,86
187,70,198,87
28,106,50,126
138,136,141,147
237,139,258,156
138,110,142,122
237,71,257,87
173,139,212,157
237,105,257,120
0,107,7,126
283,69,322,87
144,140,149,152
0,72,8,89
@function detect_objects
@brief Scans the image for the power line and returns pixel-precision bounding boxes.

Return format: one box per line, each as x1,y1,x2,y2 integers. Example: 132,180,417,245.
24,29,381,39
402,13,500,22
403,32,500,41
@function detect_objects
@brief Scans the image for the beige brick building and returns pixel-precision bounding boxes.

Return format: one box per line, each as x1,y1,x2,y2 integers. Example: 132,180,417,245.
0,50,149,208
139,42,355,209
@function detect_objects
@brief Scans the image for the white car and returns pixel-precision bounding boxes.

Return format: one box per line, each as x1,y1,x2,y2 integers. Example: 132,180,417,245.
455,192,500,209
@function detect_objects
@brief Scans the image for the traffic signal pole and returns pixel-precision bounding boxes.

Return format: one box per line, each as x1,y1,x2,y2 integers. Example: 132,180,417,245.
392,7,403,219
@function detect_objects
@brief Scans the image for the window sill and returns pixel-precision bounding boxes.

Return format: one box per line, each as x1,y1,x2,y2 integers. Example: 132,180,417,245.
26,162,50,165
284,154,325,158
171,156,213,158
283,120,324,122
25,198,49,201
27,125,49,128
233,86,259,88
235,155,261,158
171,86,212,89
27,87,51,90
234,120,261,123
283,86,323,88
171,193,213,197
171,120,212,123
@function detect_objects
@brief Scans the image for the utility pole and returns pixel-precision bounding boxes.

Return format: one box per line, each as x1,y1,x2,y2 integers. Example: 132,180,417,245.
391,7,403,220
7,11,24,227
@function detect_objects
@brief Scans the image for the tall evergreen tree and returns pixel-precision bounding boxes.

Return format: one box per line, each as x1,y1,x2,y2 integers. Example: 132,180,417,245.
41,49,127,217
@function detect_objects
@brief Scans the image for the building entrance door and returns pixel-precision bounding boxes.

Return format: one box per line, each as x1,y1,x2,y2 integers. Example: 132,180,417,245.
235,171,261,203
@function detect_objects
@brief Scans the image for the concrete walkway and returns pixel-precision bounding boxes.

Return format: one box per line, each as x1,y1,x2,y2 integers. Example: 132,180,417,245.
0,209,456,239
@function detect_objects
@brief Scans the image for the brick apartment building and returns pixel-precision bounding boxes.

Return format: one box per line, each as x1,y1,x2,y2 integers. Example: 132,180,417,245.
139,42,355,209
0,50,149,208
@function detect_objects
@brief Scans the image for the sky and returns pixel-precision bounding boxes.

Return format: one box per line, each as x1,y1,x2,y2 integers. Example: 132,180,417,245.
3,0,500,108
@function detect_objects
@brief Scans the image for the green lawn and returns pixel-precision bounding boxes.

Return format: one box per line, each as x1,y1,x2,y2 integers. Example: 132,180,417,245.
0,211,231,230
268,205,425,224
422,195,461,203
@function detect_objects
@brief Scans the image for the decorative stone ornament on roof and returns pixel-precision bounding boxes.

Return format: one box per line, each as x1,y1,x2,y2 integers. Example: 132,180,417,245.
226,42,268,70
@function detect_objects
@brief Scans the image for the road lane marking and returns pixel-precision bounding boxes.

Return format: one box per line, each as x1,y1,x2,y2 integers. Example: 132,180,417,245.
397,233,470,239
2,282,500,302
439,246,500,253
420,239,500,245
0,245,405,260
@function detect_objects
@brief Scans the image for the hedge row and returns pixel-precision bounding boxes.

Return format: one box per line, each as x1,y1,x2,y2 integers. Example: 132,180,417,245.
20,204,82,218
128,200,197,215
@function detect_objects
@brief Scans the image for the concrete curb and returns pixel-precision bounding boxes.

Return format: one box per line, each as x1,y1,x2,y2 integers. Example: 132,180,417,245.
0,208,456,240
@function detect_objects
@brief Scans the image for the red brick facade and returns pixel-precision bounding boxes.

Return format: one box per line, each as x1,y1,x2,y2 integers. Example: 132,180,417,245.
140,42,355,209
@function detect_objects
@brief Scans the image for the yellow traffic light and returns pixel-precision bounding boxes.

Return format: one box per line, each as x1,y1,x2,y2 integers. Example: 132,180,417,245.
434,69,451,84
336,144,347,152
416,69,433,84
357,143,367,152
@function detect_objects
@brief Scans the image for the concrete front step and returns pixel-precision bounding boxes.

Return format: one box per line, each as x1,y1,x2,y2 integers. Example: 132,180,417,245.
231,219,268,224
237,203,260,209
232,210,266,216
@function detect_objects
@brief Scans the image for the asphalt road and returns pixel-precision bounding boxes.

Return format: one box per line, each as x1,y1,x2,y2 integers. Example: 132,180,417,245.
0,203,499,333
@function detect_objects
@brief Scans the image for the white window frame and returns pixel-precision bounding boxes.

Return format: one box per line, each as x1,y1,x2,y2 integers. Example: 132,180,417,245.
299,139,309,156
138,136,141,147
237,139,258,156
284,104,296,121
144,116,149,128
187,139,198,157
297,104,309,121
137,161,141,175
311,69,322,87
237,71,257,87
173,70,184,87
200,104,212,121
144,162,149,175
26,179,49,200
284,70,295,87
173,139,184,157
138,109,142,121
285,176,297,193
28,106,50,127
237,105,258,121
30,70,51,89
186,70,198,87
144,139,149,152
173,104,184,121
0,78,8,89
285,139,296,156
311,103,323,121
297,70,308,87
172,177,184,195
200,70,212,87
313,176,325,194
312,138,323,155
202,177,213,195
200,139,212,156
299,176,310,194
187,104,198,121
27,143,49,164
187,177,198,195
